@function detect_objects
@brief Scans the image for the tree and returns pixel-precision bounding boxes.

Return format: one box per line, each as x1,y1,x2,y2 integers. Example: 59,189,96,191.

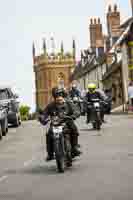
19,105,30,121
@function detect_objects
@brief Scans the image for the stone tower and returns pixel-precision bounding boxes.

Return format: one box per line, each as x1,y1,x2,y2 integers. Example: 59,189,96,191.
33,39,75,110
107,4,121,42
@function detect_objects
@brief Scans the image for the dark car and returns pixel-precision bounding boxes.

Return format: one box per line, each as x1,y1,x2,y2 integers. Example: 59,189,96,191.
0,105,8,140
0,87,21,127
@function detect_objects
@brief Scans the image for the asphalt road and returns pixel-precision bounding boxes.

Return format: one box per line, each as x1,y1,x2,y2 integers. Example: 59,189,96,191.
0,115,133,200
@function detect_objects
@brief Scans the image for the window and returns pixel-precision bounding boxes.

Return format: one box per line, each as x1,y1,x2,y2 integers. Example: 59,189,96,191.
0,89,8,100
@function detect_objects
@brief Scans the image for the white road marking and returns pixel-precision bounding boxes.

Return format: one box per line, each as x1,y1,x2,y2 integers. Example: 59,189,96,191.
24,158,36,167
0,175,8,182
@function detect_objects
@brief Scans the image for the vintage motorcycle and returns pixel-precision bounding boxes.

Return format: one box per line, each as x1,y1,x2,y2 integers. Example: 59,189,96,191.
87,99,103,130
49,114,72,173
70,96,83,117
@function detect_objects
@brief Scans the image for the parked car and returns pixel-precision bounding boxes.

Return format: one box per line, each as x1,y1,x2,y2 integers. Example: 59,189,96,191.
0,86,21,127
0,105,8,140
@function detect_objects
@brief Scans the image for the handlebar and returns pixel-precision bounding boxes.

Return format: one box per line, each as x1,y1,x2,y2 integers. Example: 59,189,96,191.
62,115,73,120
87,100,108,105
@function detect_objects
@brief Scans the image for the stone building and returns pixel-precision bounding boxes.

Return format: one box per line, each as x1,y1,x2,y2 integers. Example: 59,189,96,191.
102,18,133,109
72,3,133,110
33,39,76,109
71,17,106,91
71,50,106,91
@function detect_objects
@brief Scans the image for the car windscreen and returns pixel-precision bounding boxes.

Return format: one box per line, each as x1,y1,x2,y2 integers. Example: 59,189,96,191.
0,90,8,100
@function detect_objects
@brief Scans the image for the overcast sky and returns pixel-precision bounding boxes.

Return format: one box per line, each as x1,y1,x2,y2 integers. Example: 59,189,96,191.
0,0,131,111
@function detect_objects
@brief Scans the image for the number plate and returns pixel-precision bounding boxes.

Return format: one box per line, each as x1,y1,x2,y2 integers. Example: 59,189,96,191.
73,97,78,101
53,126,63,134
94,102,100,107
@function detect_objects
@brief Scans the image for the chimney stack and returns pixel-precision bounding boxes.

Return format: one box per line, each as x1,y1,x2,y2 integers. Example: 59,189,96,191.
32,42,36,63
89,18,96,52
131,0,133,16
89,18,104,54
107,4,121,41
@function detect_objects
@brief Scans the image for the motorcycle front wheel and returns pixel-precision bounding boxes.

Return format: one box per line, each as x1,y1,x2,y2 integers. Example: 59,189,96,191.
54,138,65,173
65,134,72,167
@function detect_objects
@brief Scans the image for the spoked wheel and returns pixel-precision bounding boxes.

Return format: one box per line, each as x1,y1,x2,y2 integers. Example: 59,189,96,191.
56,158,65,173
92,122,96,129
96,112,101,131
54,139,65,173
65,135,72,167
96,121,101,130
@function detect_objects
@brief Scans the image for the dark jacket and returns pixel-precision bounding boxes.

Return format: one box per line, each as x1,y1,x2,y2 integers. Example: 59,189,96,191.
39,100,79,126
69,88,81,99
85,91,104,102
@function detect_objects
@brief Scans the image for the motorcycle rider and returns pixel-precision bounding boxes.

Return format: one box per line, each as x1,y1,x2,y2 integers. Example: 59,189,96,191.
69,83,81,99
96,88,108,122
69,83,83,114
84,83,105,124
39,87,81,161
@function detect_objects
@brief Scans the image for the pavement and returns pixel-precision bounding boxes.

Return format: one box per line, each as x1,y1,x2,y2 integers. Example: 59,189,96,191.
0,115,133,200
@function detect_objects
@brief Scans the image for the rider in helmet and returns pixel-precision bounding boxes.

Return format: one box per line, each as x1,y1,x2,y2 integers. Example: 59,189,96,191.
69,82,81,99
85,83,105,124
39,86,81,161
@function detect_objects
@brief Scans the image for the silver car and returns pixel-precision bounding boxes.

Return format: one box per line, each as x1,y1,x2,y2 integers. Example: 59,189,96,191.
0,87,21,127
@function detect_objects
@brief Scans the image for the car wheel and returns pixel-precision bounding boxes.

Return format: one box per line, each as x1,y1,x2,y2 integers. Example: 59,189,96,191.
18,116,21,126
14,114,19,127
1,118,8,136
0,125,2,140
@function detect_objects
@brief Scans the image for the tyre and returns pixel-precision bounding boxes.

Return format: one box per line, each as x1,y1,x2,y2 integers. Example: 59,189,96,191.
65,135,72,167
14,114,19,127
0,125,2,140
56,158,65,173
96,121,101,130
54,139,65,173
92,122,96,129
1,118,8,136
18,114,21,126
96,112,101,131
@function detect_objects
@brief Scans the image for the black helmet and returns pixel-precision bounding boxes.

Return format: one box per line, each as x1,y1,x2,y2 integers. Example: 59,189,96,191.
52,87,66,98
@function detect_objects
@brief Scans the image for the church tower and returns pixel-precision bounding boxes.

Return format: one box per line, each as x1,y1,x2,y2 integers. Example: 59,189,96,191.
33,39,75,110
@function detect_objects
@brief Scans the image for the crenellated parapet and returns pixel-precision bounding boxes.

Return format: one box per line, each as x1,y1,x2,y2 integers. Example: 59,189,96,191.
33,39,76,68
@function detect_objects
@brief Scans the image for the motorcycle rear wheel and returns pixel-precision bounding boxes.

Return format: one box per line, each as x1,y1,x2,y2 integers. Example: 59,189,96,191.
65,135,72,167
92,122,96,129
96,122,101,130
56,158,65,173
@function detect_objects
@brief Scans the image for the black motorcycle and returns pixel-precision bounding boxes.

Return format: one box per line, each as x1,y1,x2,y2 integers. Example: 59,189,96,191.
87,99,102,130
50,115,72,173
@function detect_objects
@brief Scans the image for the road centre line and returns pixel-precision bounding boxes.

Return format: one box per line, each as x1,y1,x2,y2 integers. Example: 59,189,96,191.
0,175,8,183
24,157,36,167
